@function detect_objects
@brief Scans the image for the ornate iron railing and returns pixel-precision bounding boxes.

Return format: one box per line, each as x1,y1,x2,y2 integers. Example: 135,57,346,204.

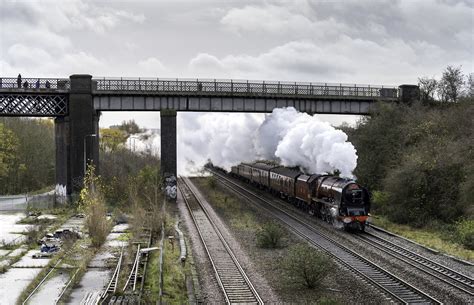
94,78,398,99
0,77,70,90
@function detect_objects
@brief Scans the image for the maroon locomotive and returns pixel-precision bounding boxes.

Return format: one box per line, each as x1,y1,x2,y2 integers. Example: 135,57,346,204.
230,161,370,231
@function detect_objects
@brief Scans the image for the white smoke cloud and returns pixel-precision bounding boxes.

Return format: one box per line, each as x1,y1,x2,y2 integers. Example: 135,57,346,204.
177,112,262,175
174,107,358,178
127,108,358,177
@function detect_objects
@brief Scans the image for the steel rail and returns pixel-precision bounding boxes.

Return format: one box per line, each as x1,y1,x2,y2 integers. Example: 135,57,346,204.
122,244,141,292
355,232,474,296
100,245,125,299
209,169,441,305
178,177,264,305
22,258,64,305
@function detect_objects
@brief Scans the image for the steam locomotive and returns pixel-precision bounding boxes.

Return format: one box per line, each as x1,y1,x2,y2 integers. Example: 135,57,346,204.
228,162,370,231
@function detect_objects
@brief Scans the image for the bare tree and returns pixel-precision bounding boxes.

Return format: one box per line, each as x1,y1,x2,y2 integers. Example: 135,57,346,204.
466,73,473,98
418,76,438,102
437,65,464,102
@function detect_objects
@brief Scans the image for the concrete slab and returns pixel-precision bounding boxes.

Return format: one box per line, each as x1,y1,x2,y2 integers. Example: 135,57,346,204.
0,267,42,304
0,249,11,257
111,224,129,233
13,250,52,267
67,269,111,304
8,245,28,257
28,271,70,305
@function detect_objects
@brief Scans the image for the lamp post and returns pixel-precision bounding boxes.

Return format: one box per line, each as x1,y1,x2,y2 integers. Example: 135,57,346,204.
128,136,139,152
83,134,97,175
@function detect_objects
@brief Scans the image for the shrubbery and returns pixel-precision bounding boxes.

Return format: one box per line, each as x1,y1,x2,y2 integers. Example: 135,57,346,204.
282,244,332,289
80,166,111,248
455,219,474,250
256,222,285,248
347,96,473,229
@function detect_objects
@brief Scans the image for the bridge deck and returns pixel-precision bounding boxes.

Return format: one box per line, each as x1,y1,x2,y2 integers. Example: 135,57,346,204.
0,77,398,116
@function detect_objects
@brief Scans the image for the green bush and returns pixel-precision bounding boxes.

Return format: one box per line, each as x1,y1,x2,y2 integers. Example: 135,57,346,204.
282,244,333,289
256,222,285,248
455,219,474,250
207,176,217,189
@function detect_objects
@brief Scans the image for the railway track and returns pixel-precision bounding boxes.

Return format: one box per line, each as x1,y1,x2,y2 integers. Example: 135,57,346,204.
99,246,125,301
105,229,153,305
355,232,474,296
178,176,264,305
209,169,441,305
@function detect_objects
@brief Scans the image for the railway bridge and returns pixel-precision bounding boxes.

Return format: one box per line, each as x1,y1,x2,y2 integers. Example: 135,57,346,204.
0,74,419,196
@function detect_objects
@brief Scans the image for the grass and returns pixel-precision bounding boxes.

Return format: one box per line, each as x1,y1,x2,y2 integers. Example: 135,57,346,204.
161,228,189,304
371,215,474,261
193,178,261,232
143,219,189,304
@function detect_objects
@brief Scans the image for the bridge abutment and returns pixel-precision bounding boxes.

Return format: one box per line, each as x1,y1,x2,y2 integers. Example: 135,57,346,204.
160,109,177,200
69,74,100,194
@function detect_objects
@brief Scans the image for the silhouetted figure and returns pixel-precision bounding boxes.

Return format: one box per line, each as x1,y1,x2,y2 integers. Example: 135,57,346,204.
23,81,29,89
197,82,202,91
17,74,22,88
45,80,51,89
35,79,40,89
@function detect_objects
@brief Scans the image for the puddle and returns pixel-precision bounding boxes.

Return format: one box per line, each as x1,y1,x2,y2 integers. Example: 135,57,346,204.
28,271,69,304
0,267,43,304
13,250,51,268
67,269,111,304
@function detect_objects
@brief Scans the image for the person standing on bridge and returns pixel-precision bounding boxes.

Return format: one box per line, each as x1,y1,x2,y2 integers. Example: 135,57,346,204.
17,74,22,88
35,79,40,89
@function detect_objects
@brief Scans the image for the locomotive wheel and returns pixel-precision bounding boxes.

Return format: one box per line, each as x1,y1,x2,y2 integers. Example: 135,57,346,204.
308,204,315,216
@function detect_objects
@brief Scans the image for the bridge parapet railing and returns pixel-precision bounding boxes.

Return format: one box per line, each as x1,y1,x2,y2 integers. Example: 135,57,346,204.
0,77,70,91
94,78,399,99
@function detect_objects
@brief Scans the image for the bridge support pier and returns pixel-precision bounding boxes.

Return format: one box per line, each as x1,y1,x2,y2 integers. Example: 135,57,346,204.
55,117,70,195
68,75,100,195
160,109,177,200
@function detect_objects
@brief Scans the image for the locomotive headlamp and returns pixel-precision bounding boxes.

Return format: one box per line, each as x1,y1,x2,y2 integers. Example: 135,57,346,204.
343,217,352,224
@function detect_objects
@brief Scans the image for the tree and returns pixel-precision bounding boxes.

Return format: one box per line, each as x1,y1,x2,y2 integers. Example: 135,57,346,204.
0,123,19,180
100,128,127,152
418,77,437,103
437,66,464,102
465,73,473,98
118,119,142,135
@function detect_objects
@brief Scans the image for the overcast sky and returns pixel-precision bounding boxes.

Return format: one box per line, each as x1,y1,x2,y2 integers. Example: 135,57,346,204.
1,0,472,127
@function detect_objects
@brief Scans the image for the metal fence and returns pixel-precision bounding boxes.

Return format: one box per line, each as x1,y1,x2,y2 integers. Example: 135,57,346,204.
94,78,399,98
0,77,400,99
0,77,70,91
0,192,56,211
